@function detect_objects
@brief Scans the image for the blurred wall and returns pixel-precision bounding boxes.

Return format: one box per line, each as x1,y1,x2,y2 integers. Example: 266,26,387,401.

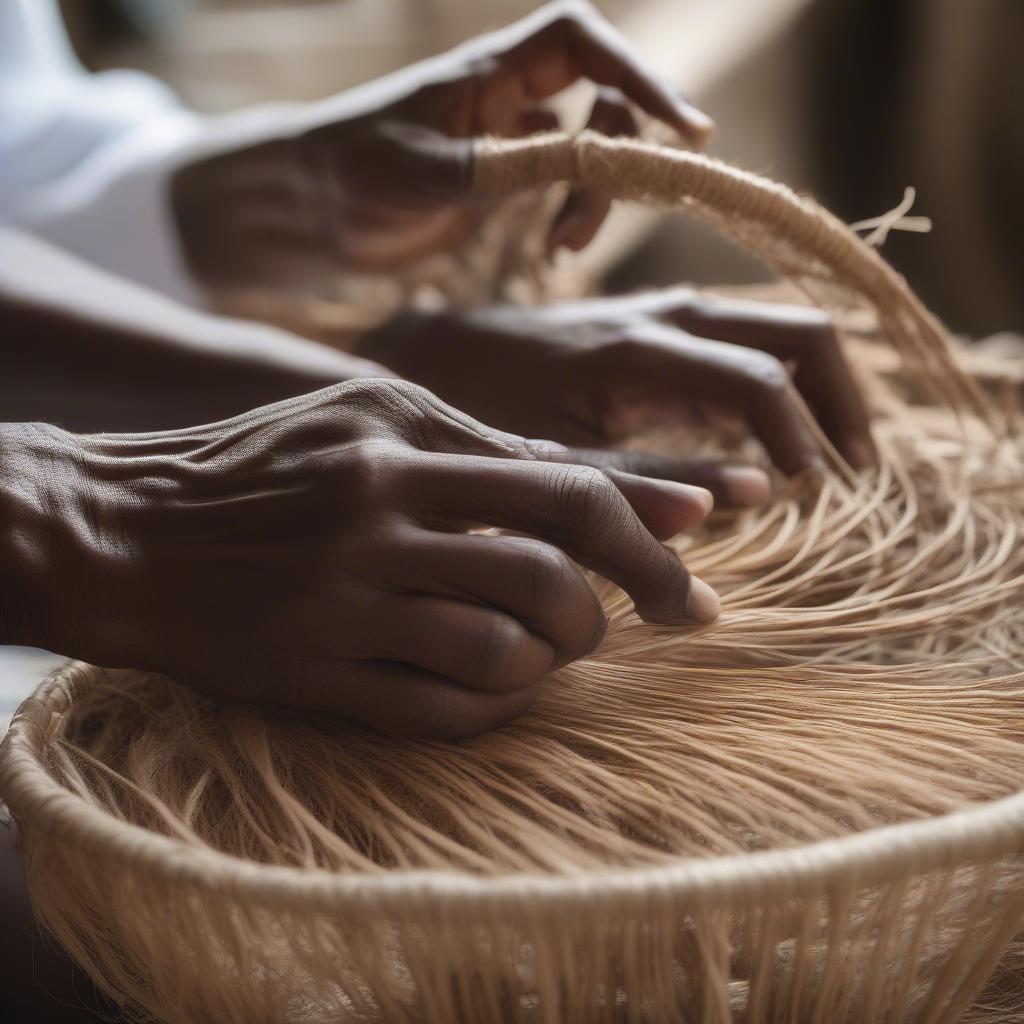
804,0,1024,337
611,0,1024,337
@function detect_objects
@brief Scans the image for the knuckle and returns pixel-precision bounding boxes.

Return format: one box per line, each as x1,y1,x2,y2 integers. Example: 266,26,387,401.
469,616,537,691
337,377,433,422
330,440,399,506
550,465,621,533
514,540,606,656
330,376,385,405
519,540,576,610
737,350,790,393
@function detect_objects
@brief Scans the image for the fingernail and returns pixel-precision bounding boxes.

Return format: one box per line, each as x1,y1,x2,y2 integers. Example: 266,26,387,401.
720,467,772,506
650,479,714,516
686,575,721,623
679,103,716,142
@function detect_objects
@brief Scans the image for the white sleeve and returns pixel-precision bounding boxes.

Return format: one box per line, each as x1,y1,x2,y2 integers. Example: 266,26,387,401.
0,0,204,304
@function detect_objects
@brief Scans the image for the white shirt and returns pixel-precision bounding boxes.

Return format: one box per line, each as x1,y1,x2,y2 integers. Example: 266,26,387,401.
0,0,201,302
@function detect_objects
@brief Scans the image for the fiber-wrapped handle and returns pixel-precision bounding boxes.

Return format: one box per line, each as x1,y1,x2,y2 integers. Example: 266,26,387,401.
473,130,985,420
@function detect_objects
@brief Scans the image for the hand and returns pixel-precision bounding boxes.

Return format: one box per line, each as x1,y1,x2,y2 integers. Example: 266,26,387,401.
359,290,875,502
1,380,718,738
170,0,712,291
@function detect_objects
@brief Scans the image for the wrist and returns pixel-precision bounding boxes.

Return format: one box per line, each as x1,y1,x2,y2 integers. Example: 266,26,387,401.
0,424,75,650
0,424,138,662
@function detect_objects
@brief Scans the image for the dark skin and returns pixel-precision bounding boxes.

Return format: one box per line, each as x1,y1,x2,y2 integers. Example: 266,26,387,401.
358,291,875,484
0,5,875,1016
0,232,873,736
165,0,872,486
0,231,724,1022
0,244,870,1019
1,230,728,739
5,385,721,733
170,0,714,290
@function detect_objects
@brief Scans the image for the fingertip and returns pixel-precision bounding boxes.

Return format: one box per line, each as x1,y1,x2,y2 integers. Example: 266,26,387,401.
673,101,715,147
687,107,716,143
638,572,721,626
608,470,713,540
686,575,721,623
719,466,772,507
659,479,714,517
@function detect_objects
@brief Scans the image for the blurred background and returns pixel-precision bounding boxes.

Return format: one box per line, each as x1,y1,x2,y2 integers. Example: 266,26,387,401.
56,0,1024,337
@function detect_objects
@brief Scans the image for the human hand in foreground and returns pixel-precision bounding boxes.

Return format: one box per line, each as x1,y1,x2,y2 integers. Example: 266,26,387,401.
358,289,875,502
1,380,718,738
170,0,712,290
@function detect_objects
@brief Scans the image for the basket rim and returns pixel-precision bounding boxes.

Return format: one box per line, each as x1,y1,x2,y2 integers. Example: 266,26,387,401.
3,660,1024,920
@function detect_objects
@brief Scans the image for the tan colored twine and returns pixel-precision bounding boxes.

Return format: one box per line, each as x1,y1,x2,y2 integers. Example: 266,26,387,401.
2,131,1024,1023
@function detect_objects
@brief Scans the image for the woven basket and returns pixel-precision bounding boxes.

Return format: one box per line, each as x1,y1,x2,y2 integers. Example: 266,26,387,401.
3,134,1023,1023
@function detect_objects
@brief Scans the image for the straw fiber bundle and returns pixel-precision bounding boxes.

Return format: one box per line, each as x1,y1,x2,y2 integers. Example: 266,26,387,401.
3,131,1024,1024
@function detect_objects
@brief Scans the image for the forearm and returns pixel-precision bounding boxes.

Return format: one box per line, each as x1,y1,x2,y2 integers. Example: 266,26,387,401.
0,231,392,432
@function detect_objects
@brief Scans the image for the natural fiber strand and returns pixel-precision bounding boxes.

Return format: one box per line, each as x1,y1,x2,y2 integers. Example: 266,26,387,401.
2,131,1024,1022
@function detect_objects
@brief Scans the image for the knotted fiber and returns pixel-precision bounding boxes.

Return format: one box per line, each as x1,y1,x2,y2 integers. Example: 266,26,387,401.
2,131,1024,1024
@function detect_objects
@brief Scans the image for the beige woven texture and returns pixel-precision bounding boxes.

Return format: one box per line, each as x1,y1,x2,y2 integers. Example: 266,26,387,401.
2,131,1024,1023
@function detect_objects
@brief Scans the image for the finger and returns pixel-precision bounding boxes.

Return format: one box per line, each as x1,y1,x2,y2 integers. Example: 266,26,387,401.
594,321,828,477
400,453,719,624
362,593,555,693
492,1,714,145
286,658,543,739
555,447,772,508
390,386,733,524
388,530,607,663
516,440,716,539
646,291,875,468
548,86,637,253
